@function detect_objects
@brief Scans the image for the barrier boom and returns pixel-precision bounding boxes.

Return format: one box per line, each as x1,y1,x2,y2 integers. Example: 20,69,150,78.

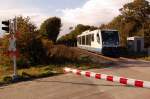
64,67,150,89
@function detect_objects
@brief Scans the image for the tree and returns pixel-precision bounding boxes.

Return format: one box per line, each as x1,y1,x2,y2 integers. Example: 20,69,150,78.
120,0,150,23
101,0,150,47
57,24,97,46
0,16,38,67
40,17,61,43
16,16,36,55
120,0,150,47
119,0,150,35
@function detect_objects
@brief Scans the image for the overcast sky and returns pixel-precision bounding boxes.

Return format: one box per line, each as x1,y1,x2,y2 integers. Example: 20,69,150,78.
0,0,149,37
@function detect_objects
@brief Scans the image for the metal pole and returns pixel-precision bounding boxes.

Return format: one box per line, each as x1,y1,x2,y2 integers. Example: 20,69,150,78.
12,17,18,80
13,55,17,77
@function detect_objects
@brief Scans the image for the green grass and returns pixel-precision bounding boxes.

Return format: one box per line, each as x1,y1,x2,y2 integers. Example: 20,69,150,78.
0,65,63,85
140,56,150,61
0,63,107,85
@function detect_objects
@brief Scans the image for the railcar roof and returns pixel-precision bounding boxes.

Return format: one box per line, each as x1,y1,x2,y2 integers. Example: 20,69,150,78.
77,29,118,37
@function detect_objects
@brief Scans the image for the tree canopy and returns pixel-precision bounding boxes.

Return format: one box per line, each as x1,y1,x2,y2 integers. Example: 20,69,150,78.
57,24,97,46
101,0,150,47
120,0,150,22
16,16,45,66
40,17,61,43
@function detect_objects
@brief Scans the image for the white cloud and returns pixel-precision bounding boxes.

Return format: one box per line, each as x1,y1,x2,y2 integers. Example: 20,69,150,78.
1,0,150,37
0,7,49,37
0,8,48,25
59,20,76,37
61,0,135,27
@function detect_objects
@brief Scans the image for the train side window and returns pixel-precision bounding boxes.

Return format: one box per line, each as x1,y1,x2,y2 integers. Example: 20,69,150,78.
86,35,88,45
82,36,85,45
79,37,81,44
89,35,91,45
78,37,81,44
86,35,91,46
97,33,100,44
92,34,94,41
77,37,79,44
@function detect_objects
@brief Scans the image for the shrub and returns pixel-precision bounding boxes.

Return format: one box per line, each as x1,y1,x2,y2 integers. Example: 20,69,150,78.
78,55,92,63
46,45,78,64
17,58,30,69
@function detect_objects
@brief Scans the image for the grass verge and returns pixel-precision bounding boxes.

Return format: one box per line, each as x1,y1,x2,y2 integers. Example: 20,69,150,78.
0,63,109,86
0,65,63,85
139,56,150,61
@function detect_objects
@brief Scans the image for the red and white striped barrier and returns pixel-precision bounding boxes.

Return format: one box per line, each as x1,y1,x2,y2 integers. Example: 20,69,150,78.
64,67,150,89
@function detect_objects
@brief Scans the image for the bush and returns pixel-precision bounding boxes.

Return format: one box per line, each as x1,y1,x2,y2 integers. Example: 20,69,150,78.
78,55,92,63
0,55,11,67
17,58,30,69
46,45,78,64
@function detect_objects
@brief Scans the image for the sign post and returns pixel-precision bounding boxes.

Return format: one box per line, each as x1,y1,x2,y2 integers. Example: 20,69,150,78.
13,55,17,79
2,17,19,80
8,34,17,79
13,17,18,80
9,17,18,80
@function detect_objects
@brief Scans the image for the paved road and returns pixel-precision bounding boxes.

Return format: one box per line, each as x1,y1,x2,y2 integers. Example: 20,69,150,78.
0,59,150,99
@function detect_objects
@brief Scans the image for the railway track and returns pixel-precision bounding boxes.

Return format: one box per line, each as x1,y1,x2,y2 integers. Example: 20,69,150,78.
73,47,120,65
80,48,118,61
72,47,149,65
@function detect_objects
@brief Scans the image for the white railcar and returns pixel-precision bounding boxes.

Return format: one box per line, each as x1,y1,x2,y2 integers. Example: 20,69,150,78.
77,29,120,55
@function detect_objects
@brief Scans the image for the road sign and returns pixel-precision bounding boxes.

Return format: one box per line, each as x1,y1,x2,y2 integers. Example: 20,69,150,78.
8,35,16,53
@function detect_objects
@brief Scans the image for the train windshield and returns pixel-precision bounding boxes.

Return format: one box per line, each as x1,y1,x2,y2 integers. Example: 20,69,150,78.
101,31,119,45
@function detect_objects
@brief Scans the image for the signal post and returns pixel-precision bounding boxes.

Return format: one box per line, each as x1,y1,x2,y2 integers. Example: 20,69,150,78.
2,17,18,80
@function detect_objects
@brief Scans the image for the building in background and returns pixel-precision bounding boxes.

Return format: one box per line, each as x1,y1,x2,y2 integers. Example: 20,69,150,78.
127,36,144,53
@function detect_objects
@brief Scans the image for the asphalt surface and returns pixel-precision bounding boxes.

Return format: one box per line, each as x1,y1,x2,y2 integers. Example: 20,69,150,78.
0,58,150,99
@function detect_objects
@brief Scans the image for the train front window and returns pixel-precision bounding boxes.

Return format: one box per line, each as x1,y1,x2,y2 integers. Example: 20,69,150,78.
101,31,119,45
